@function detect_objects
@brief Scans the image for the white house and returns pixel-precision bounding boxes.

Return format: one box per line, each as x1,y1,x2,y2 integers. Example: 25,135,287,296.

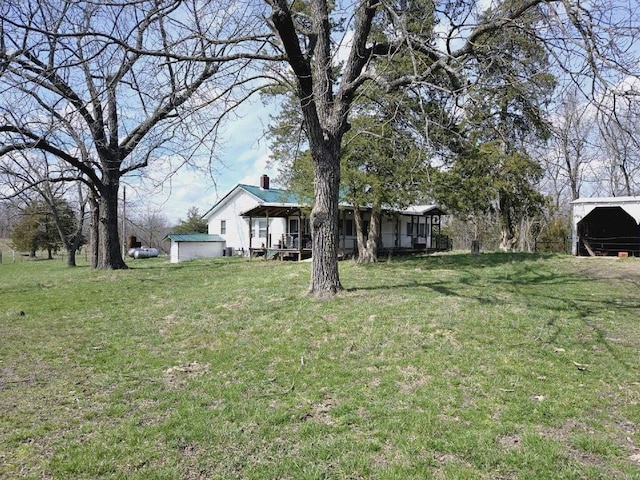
203,175,301,256
203,175,449,258
571,196,640,256
166,233,226,263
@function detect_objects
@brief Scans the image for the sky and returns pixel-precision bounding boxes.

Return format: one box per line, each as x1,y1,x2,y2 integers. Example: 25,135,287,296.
124,98,278,225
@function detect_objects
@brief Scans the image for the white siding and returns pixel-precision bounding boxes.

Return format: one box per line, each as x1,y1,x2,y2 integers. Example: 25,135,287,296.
170,241,225,263
206,188,288,252
252,217,287,249
380,217,397,249
207,188,256,252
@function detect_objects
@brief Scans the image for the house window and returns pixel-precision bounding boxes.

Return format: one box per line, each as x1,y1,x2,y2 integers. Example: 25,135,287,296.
257,219,267,238
289,218,299,234
407,221,427,236
220,220,226,235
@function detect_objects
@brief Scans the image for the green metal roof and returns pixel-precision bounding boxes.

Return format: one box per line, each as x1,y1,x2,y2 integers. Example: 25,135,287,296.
239,184,302,204
202,184,307,219
166,234,225,242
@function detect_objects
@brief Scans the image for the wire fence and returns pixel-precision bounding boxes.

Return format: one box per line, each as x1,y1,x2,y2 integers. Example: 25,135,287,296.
577,236,640,257
534,237,573,254
447,236,574,254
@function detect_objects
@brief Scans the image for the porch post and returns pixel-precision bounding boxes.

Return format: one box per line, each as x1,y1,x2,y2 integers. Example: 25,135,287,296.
266,210,270,248
340,208,345,250
298,211,303,258
423,213,428,249
412,215,416,248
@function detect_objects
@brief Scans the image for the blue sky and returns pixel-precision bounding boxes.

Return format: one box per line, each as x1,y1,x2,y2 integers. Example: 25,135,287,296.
124,97,278,225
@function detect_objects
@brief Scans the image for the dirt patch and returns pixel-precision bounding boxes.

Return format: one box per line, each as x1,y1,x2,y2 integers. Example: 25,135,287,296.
300,395,338,425
164,361,210,388
572,257,640,285
498,434,522,450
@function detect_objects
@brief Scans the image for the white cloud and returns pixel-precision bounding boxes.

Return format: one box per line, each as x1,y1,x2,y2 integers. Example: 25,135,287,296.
122,97,279,225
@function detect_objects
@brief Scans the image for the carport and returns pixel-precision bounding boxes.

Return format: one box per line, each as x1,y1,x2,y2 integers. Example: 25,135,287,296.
571,197,640,256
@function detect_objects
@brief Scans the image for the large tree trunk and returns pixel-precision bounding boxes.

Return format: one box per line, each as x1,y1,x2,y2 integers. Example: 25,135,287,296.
66,245,77,267
353,206,366,260
308,147,342,297
364,212,380,263
499,194,517,252
358,207,380,264
97,183,127,270
65,231,85,267
354,206,380,264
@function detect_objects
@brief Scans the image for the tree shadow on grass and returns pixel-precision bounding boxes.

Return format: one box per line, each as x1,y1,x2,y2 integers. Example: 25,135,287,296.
384,251,558,269
346,252,577,297
346,252,640,371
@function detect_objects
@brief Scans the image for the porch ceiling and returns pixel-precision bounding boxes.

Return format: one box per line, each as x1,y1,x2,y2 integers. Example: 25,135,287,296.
241,205,305,218
242,204,447,218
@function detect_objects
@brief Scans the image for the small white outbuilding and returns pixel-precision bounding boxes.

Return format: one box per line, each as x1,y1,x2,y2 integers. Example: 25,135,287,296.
166,234,226,263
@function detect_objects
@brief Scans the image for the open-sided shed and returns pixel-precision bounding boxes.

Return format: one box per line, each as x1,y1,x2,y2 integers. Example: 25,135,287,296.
571,197,640,257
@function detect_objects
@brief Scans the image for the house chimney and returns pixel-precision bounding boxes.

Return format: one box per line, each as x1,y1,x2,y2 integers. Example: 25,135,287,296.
260,174,270,190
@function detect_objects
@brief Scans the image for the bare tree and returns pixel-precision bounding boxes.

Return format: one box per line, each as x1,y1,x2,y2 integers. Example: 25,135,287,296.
0,0,265,269
0,151,88,266
0,202,12,239
125,207,171,252
545,87,599,205
597,96,640,196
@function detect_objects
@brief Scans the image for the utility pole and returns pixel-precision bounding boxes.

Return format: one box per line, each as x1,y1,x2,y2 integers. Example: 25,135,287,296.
122,186,126,259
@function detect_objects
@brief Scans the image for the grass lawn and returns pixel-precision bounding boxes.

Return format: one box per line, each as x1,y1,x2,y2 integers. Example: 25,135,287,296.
1,252,639,479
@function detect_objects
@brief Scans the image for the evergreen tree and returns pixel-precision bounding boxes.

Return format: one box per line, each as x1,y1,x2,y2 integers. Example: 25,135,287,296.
431,0,555,251
10,199,77,258
172,207,208,234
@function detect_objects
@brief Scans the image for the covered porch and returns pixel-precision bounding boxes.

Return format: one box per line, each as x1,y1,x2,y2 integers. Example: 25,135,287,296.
388,205,449,252
243,203,450,260
242,204,312,260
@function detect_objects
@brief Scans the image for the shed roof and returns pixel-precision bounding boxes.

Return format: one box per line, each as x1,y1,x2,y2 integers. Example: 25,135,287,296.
166,234,225,242
571,196,640,225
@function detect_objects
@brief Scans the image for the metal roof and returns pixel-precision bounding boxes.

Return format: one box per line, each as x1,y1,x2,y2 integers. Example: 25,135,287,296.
571,196,640,205
571,196,640,225
165,234,225,242
239,184,302,204
201,184,306,219
202,182,446,219
396,204,447,216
